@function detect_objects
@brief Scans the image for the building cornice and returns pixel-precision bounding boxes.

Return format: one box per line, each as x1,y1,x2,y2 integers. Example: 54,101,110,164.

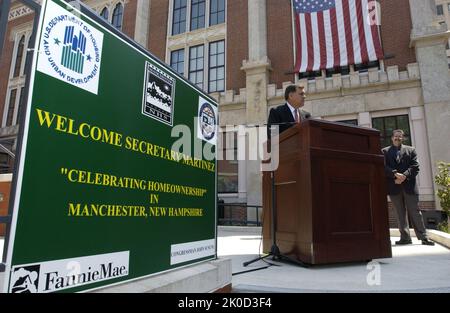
167,24,226,50
214,62,423,107
410,28,450,48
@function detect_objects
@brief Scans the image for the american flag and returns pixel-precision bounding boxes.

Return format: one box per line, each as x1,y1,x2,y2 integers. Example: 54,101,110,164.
293,0,383,73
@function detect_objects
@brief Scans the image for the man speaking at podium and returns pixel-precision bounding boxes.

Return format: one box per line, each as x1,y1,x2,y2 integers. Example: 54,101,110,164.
268,85,311,138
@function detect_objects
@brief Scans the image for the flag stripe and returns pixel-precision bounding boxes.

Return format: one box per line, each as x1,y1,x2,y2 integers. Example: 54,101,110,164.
343,0,355,65
294,14,302,72
323,10,334,69
335,0,348,66
369,2,384,60
330,8,341,68
371,25,383,60
361,0,376,61
311,13,321,71
317,11,327,71
305,13,314,72
299,13,308,73
293,0,383,72
355,0,369,63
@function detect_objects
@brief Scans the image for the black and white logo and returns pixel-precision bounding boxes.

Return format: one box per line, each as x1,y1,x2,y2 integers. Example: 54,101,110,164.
10,265,40,293
7,251,129,293
142,62,175,126
197,97,218,145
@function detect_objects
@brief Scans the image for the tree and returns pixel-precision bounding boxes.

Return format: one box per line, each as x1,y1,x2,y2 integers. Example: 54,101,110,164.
435,162,450,233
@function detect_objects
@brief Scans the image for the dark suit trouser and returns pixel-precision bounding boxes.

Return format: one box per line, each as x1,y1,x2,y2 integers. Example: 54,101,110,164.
390,190,428,241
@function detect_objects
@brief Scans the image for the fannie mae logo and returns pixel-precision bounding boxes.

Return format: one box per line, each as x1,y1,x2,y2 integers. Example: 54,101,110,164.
8,251,129,293
10,265,40,293
37,0,103,95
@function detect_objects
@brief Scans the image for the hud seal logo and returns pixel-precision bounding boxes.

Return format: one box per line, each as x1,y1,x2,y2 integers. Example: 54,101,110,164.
142,61,176,126
37,0,103,94
10,265,40,293
197,97,218,145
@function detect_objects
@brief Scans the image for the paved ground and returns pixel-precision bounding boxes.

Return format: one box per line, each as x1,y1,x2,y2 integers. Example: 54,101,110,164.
1,228,450,293
217,227,450,293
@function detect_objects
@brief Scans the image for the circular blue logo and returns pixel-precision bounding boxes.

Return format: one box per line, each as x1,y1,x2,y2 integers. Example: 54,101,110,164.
199,102,216,141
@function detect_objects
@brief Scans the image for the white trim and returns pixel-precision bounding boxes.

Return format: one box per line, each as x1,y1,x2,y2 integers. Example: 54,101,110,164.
0,173,13,182
370,108,409,119
8,5,33,21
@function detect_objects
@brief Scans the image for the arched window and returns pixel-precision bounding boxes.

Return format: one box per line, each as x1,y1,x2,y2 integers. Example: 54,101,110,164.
23,37,31,75
13,35,25,77
100,7,109,20
112,3,123,30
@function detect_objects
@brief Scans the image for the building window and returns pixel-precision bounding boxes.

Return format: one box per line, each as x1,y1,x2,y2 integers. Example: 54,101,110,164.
172,0,187,35
218,131,238,193
5,89,17,126
112,3,123,29
190,0,205,31
299,70,322,80
17,87,25,124
210,0,225,26
336,119,358,126
13,35,25,77
325,66,350,77
354,60,380,73
208,40,225,92
189,45,204,89
372,115,412,148
100,7,109,20
437,4,444,15
170,49,185,75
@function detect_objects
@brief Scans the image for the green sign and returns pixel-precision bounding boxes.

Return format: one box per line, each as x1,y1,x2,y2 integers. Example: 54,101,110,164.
3,0,217,293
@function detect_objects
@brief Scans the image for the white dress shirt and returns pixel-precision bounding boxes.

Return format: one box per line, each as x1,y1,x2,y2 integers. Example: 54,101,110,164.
286,102,299,122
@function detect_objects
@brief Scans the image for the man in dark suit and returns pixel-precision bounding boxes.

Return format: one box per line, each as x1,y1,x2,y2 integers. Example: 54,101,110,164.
267,85,311,138
382,129,434,246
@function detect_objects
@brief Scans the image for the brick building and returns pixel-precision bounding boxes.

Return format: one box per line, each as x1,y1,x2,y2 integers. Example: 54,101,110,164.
0,0,449,225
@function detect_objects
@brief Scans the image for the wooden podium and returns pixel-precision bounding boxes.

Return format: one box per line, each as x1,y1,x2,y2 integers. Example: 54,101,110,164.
262,119,392,264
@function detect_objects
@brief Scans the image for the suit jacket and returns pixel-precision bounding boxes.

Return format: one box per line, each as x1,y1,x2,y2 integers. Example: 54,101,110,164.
382,144,420,195
267,103,311,138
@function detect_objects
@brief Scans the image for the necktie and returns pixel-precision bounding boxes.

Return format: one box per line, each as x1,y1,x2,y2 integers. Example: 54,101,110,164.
295,109,300,123
396,150,401,163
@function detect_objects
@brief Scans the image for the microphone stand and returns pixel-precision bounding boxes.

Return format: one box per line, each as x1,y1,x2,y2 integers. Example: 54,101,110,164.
243,167,307,268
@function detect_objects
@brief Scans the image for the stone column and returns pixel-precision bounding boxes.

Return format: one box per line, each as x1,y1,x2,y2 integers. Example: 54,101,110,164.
358,112,371,128
409,0,450,208
134,0,150,48
410,106,434,200
241,0,271,212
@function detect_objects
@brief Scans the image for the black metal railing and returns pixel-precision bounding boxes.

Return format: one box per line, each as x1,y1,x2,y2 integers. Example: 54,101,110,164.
217,202,263,226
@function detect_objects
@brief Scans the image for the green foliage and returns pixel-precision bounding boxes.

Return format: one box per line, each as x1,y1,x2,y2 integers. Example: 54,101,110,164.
438,221,448,233
435,162,450,233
